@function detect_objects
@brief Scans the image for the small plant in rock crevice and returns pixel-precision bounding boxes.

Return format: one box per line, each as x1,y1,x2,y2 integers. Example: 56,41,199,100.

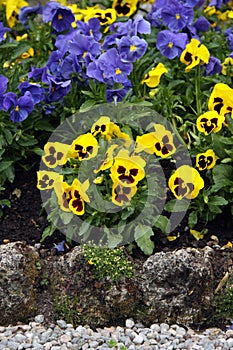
83,244,134,283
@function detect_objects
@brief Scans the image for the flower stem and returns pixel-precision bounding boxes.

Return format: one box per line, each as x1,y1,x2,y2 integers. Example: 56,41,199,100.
195,65,202,116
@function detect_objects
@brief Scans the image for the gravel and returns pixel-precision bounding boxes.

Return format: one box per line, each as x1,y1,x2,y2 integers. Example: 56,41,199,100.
0,316,233,349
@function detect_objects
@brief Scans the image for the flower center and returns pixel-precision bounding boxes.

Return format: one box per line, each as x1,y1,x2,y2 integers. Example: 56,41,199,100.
15,105,19,111
168,42,173,48
176,13,180,20
115,68,122,75
58,14,63,20
130,45,136,51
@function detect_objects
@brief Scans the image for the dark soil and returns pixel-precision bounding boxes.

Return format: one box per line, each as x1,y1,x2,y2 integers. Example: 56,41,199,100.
0,157,232,329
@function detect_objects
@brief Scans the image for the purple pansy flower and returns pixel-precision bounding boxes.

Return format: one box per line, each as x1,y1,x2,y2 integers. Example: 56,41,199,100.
106,81,132,103
156,30,188,59
46,50,64,75
0,75,8,110
114,15,151,37
147,6,163,28
117,36,148,62
3,91,34,122
28,67,48,83
225,28,233,51
59,53,81,80
194,16,210,32
76,18,102,41
18,82,45,104
43,2,75,32
86,61,105,83
55,28,76,55
19,5,43,27
53,240,65,252
203,56,222,76
68,34,101,62
161,0,194,32
98,48,133,84
46,76,71,103
0,22,10,43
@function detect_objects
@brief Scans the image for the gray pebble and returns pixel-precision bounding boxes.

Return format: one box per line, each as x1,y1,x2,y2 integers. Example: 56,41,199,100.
34,315,45,324
133,334,144,344
56,320,67,329
126,319,135,329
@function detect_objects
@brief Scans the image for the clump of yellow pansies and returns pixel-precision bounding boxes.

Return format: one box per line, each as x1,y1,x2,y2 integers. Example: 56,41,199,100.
37,115,206,219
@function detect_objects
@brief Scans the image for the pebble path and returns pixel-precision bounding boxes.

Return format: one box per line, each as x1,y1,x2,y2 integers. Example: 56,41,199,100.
0,316,233,349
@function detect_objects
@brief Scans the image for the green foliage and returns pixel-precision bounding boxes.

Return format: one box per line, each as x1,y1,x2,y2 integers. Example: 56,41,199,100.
54,296,82,327
83,244,134,282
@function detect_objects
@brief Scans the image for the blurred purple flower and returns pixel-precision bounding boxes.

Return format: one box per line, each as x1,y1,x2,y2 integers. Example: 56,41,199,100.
225,28,233,51
46,50,64,75
28,67,48,83
43,2,75,32
106,81,132,103
59,53,81,80
0,75,8,110
3,91,34,122
0,22,10,43
98,48,133,84
194,16,210,32
68,34,101,62
76,18,102,41
203,56,222,76
19,5,43,27
161,0,194,32
209,0,230,8
86,61,105,83
46,76,71,102
156,30,188,59
117,36,148,62
147,7,163,28
18,82,45,104
55,29,76,55
53,240,65,252
114,15,151,37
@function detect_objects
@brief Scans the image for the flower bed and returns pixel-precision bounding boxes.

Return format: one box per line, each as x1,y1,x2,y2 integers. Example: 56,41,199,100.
0,0,232,252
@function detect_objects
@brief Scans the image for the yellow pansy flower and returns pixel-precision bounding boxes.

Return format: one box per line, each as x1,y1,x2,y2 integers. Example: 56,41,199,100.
135,124,176,158
85,8,117,25
69,178,90,215
37,171,63,190
5,0,28,27
196,149,218,171
70,133,98,161
196,111,225,135
112,0,138,17
110,149,146,187
168,165,204,200
221,57,233,76
208,83,233,119
141,63,167,88
42,142,71,168
54,181,73,212
111,180,137,206
180,38,210,72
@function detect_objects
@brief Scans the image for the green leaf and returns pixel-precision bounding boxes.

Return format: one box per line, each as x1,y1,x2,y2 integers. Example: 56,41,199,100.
164,199,189,213
153,215,171,234
60,211,73,225
135,225,154,255
212,164,233,191
188,211,197,228
41,224,56,242
79,99,96,112
11,42,32,60
3,129,13,144
0,161,13,172
208,196,228,206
